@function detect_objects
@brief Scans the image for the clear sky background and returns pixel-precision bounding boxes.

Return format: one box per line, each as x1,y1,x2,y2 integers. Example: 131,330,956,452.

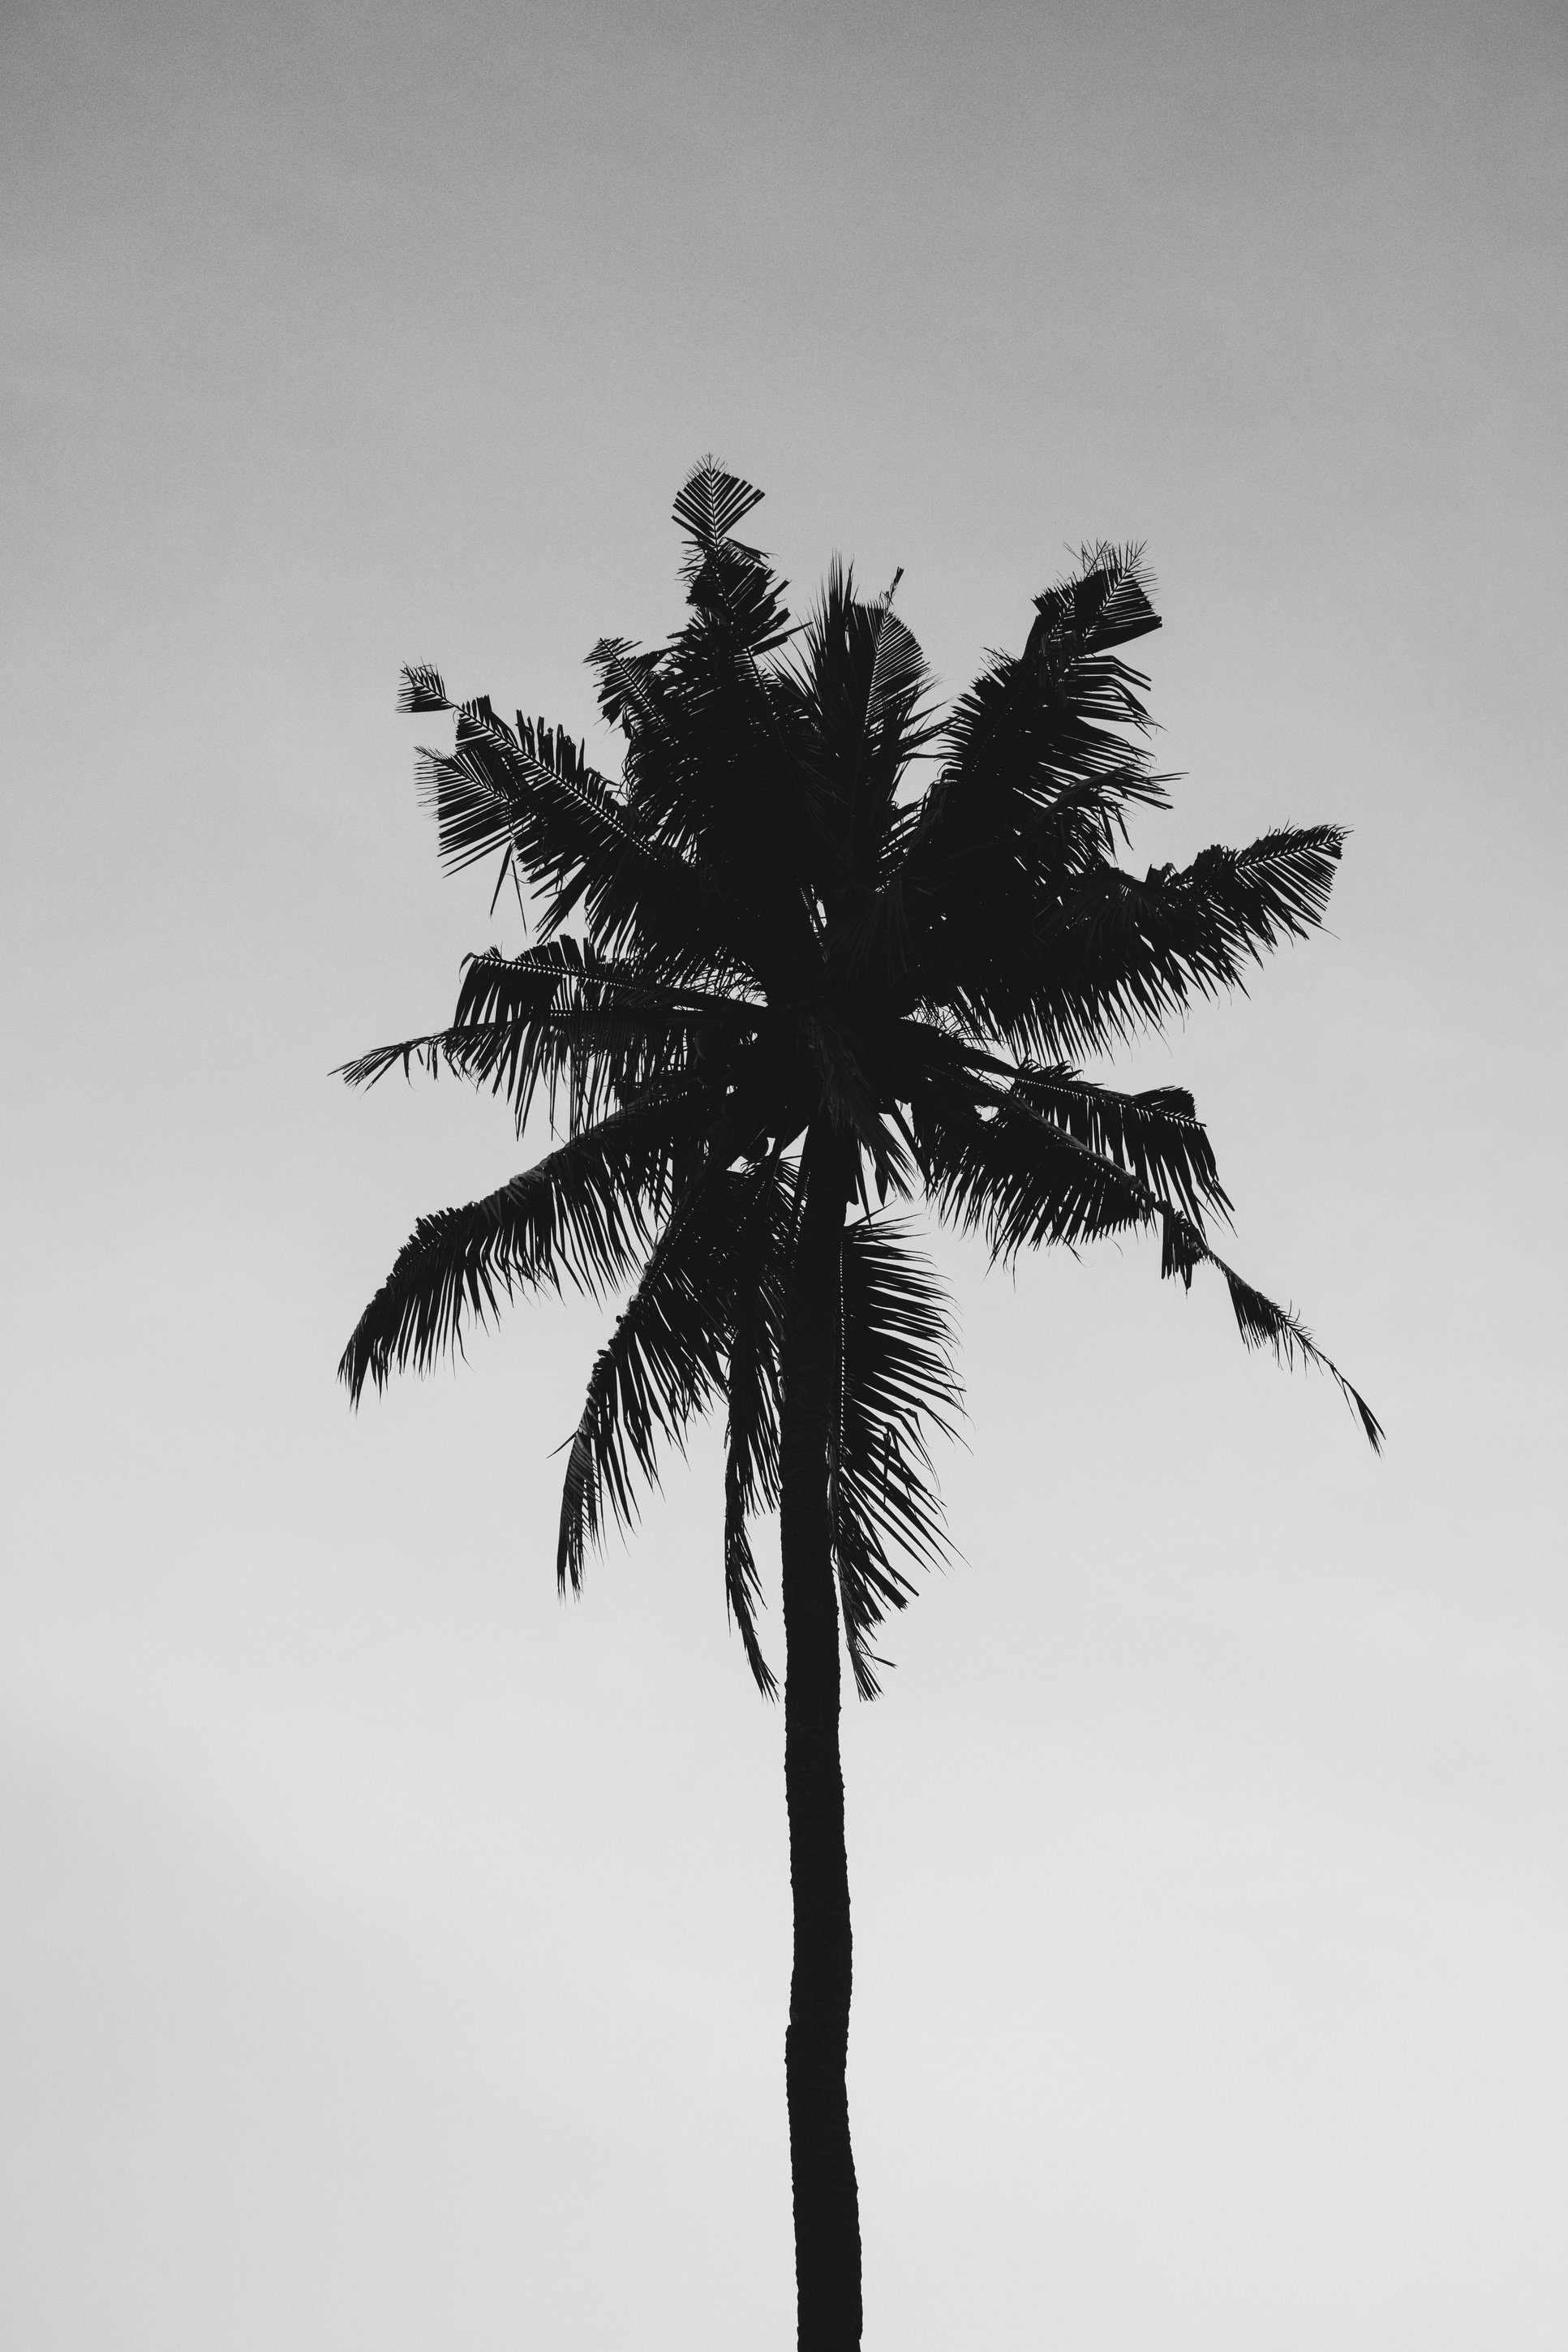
3,2,1566,2346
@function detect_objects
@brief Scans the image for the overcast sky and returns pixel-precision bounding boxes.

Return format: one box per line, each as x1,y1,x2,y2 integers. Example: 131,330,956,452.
4,2,1566,2346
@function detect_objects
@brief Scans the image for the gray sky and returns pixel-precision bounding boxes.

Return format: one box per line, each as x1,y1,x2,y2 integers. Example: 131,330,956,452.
3,2,1566,2346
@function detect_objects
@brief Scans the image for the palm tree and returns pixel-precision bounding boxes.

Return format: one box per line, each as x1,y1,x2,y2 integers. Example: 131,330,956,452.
338,459,1379,2352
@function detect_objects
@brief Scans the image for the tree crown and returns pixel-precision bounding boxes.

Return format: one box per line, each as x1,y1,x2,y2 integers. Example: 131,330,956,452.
340,460,1380,1696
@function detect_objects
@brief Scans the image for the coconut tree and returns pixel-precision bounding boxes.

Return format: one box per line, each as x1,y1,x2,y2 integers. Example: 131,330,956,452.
338,459,1379,2352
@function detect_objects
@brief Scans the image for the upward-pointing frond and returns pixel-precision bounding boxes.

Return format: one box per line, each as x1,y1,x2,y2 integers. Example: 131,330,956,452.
413,705,758,983
845,544,1170,1013
942,541,1161,794
672,457,766,553
791,562,939,897
416,712,627,879
865,580,927,733
1032,544,1162,656
670,460,794,655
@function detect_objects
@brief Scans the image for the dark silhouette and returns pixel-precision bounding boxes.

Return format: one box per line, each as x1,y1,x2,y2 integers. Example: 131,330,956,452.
339,461,1380,2351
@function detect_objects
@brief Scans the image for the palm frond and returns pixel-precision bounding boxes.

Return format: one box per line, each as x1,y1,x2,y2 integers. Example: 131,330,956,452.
672,457,767,553
337,1087,709,1401
587,635,667,739
793,562,940,897
1033,544,1162,655
866,576,926,726
336,939,745,1131
608,672,820,991
338,1006,710,1139
848,549,1171,1008
1008,1064,1231,1227
1019,823,1347,1060
415,711,622,880
925,823,1347,1067
720,1155,797,1697
832,1218,962,1698
1159,1207,1383,1449
918,1073,1381,1447
414,717,758,985
940,543,1161,796
916,1072,1153,1257
1085,823,1346,969
452,940,741,1021
397,663,451,713
669,458,793,657
556,1159,781,1593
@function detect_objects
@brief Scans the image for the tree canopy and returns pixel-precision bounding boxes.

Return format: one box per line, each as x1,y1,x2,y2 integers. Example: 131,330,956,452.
340,459,1381,1701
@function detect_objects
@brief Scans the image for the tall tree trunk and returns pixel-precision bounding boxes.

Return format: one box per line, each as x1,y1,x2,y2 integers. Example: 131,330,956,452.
780,1125,861,2351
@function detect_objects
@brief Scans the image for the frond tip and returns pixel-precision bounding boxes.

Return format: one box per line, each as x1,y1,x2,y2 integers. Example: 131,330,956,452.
672,456,765,550
397,663,450,713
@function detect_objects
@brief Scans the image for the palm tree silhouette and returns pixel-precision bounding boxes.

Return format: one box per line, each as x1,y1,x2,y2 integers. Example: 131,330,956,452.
339,459,1380,2352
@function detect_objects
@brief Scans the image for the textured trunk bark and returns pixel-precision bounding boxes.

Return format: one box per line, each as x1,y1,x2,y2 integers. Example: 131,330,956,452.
780,1125,861,2352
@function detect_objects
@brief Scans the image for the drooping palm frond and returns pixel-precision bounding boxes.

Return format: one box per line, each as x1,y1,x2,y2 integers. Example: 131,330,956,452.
1007,1064,1231,1228
1157,1206,1384,1449
337,1085,714,1400
915,1073,1154,1258
556,1157,788,1593
720,1155,797,1698
831,1218,962,1698
340,1005,711,1142
917,1071,1381,1448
